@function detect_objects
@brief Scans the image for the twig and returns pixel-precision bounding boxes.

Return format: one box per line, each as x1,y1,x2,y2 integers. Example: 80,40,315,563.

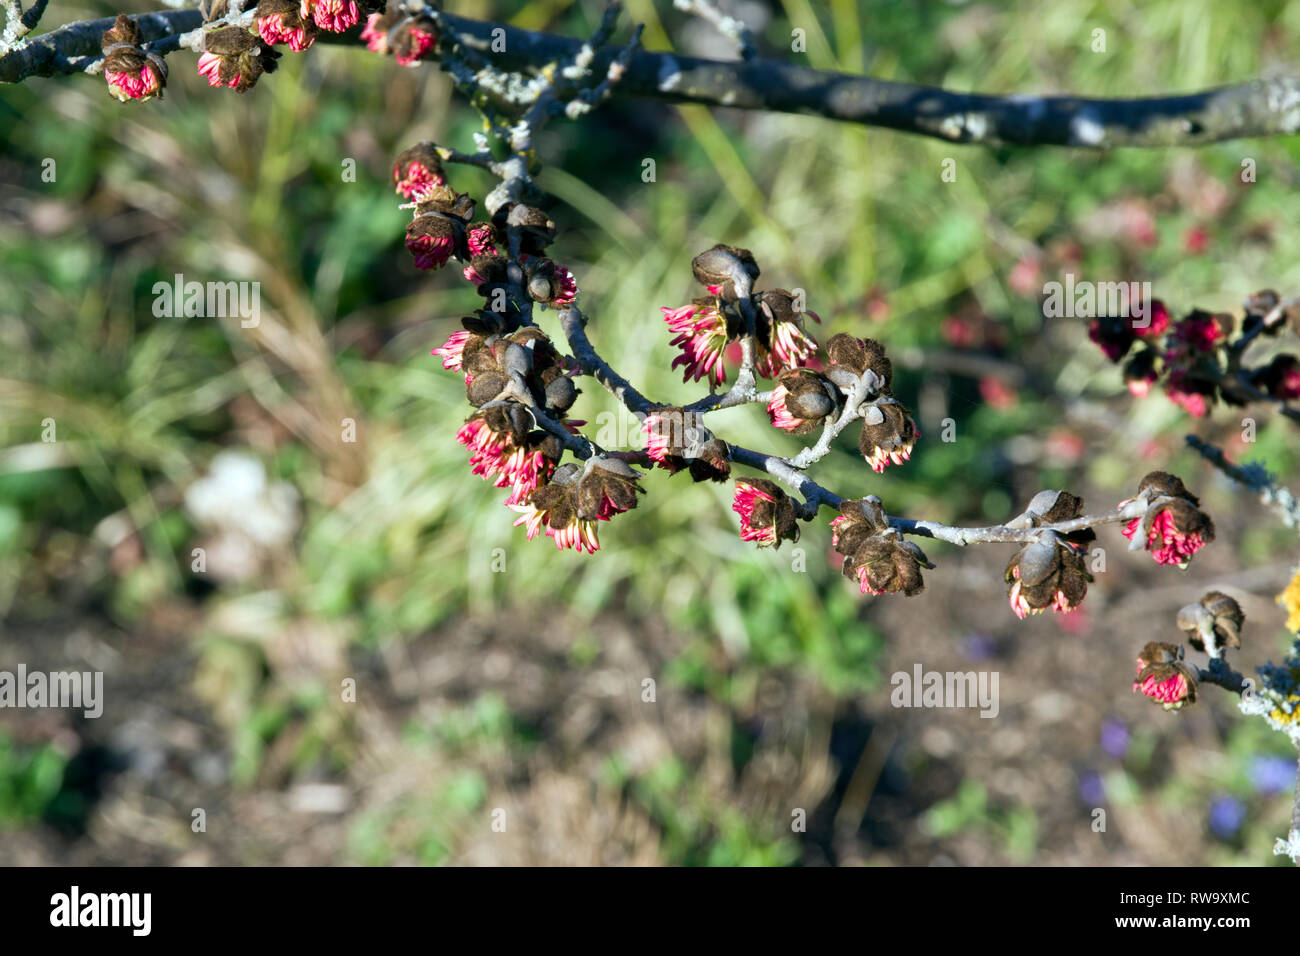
1185,434,1300,529
673,0,757,62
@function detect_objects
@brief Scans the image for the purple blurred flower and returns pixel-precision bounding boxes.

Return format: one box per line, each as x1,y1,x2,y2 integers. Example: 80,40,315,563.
1078,770,1105,804
1099,718,1129,759
961,633,998,661
1208,795,1246,839
1249,755,1295,797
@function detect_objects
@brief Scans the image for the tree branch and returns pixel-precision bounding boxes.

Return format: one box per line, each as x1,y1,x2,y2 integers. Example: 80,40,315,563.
8,6,1300,149
1185,434,1300,530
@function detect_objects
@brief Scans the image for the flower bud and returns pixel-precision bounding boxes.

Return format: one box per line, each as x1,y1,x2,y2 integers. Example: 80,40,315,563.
1133,641,1198,709
522,257,578,306
825,333,892,393
1122,346,1160,398
1255,354,1300,400
1176,591,1243,657
405,214,459,271
254,0,317,52
101,15,168,102
1004,531,1091,618
544,375,578,413
857,400,918,473
841,533,933,596
731,479,799,548
767,369,839,434
691,244,760,299
198,27,281,93
391,142,446,201
574,458,645,522
506,204,557,253
1121,472,1215,568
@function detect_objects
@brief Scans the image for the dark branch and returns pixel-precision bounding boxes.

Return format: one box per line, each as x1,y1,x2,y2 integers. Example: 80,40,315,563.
7,8,1300,148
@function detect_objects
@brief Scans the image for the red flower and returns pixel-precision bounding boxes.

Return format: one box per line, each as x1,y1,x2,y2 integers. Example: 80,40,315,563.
394,27,436,66
361,12,388,53
406,233,454,270
431,330,473,376
301,0,358,33
1122,509,1209,567
1163,369,1213,417
662,302,730,385
1134,299,1171,338
1134,666,1194,706
1120,473,1214,568
1132,642,1198,709
510,498,600,554
106,64,164,101
1173,312,1226,352
255,1,316,52
467,223,499,256
732,479,799,548
197,51,240,89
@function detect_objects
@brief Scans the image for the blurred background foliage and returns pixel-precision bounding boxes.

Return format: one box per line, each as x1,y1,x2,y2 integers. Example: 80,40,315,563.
1,0,1300,865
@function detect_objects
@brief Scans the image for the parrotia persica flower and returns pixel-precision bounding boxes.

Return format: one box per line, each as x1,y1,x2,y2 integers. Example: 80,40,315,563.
198,27,281,93
768,369,840,434
405,184,475,271
1087,299,1170,363
445,321,577,416
100,15,168,102
1254,354,1300,400
521,256,578,307
457,404,564,504
830,498,934,596
253,0,317,52
510,460,644,554
641,408,731,482
662,247,819,385
1005,533,1092,618
362,11,439,64
1001,490,1096,618
1122,346,1160,398
1121,471,1215,568
300,0,360,33
1133,641,1199,710
1176,591,1244,658
392,142,447,202
732,479,800,548
691,244,760,300
858,401,919,473
822,333,919,472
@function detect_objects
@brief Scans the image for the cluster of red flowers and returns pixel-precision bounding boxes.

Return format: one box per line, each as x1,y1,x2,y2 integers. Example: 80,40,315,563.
1088,292,1300,418
726,468,1211,619
394,145,579,313
416,145,649,554
661,245,819,385
411,152,1216,601
102,2,438,102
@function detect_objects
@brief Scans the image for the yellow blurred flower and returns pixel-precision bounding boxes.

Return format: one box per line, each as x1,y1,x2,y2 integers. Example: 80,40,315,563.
1278,566,1300,633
